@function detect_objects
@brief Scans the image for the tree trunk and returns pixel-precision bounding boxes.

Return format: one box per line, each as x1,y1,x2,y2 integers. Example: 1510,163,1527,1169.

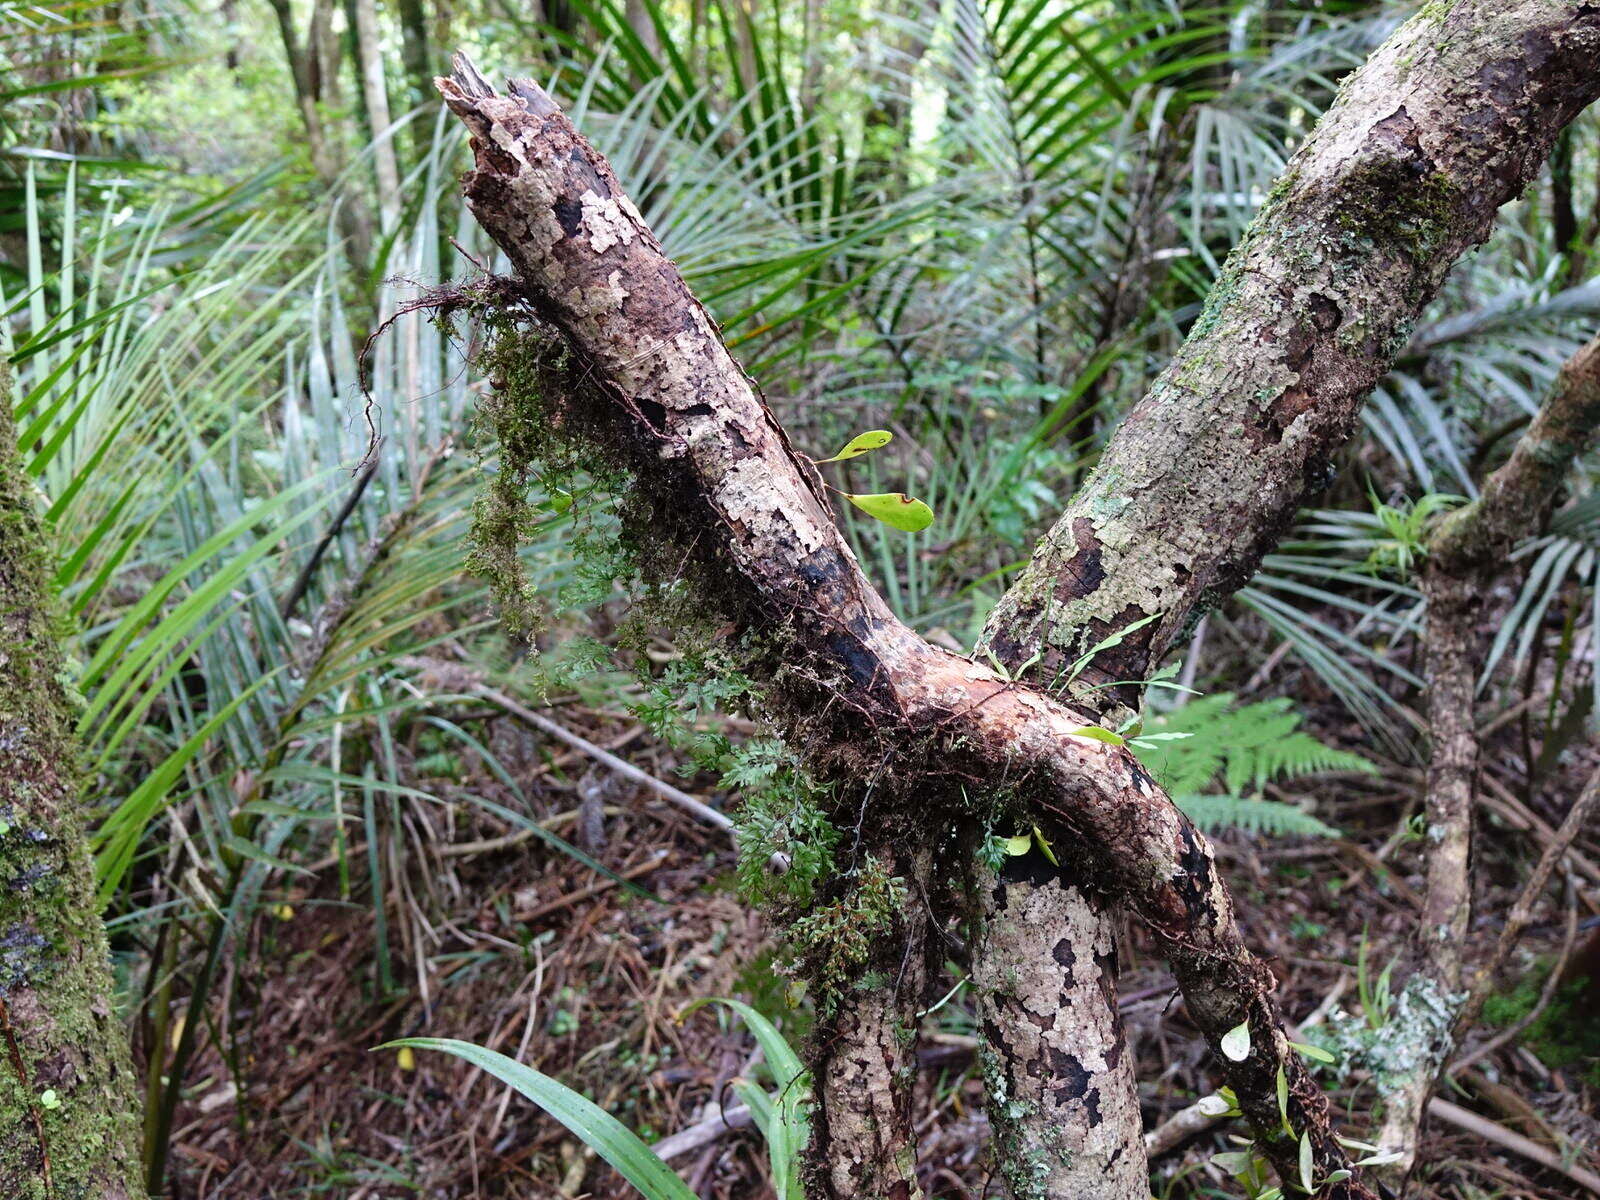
807,843,932,1200
436,62,1380,1199
982,1,1600,700
395,0,436,158
0,365,146,1197
351,0,402,234
976,5,1600,1189
268,0,373,269
972,853,1146,1200
1375,332,1600,1177
434,3,1600,1191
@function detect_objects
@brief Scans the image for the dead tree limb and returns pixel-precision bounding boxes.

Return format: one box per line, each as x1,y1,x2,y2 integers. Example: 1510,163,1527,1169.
437,62,1379,1199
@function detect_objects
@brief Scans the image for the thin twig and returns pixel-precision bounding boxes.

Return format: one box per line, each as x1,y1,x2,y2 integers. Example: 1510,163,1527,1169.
1427,1099,1600,1195
473,685,736,839
280,444,383,621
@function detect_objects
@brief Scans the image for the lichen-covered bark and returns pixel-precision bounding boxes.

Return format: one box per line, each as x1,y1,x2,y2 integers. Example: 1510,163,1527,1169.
1376,332,1600,1176
438,62,1376,1198
0,364,145,1198
984,0,1600,698
975,6,1600,1187
808,844,932,1200
973,853,1144,1200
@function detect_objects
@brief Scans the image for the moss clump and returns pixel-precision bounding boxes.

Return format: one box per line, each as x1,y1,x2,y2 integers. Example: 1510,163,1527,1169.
1329,164,1461,266
465,318,631,636
787,856,907,1010
1482,968,1600,1087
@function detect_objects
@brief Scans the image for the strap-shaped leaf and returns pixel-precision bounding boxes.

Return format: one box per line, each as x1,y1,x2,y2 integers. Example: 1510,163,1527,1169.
381,1038,697,1200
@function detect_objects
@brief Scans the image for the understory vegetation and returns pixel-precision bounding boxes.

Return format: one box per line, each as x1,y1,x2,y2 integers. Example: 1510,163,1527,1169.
2,0,1598,1196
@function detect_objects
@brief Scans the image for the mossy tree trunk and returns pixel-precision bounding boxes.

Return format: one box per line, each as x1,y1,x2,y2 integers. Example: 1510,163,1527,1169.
0,365,145,1198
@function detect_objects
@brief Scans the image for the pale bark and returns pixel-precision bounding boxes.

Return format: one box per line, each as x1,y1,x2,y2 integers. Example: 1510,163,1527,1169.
351,0,402,233
1376,332,1600,1177
983,0,1600,702
437,61,1378,1198
973,855,1144,1200
0,366,146,1196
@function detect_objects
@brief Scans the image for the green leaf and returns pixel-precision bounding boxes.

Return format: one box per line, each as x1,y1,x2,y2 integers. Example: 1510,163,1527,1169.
843,491,933,532
1221,1020,1251,1062
679,998,808,1200
1003,835,1033,856
1298,1131,1315,1195
379,1039,697,1200
1289,1040,1337,1065
1065,725,1126,746
1031,825,1059,866
815,429,892,463
1211,1149,1254,1175
1196,1093,1233,1117
1276,1065,1291,1137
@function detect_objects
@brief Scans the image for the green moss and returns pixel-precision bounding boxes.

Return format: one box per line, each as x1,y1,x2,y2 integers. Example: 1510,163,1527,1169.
1329,165,1461,266
1482,968,1600,1087
787,856,907,1010
0,365,145,1194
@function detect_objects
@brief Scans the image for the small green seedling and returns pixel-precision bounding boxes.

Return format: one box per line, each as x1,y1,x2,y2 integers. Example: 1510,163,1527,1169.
807,429,936,533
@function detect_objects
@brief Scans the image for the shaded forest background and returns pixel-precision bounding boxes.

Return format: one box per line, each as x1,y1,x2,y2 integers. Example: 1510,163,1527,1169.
2,0,1598,1196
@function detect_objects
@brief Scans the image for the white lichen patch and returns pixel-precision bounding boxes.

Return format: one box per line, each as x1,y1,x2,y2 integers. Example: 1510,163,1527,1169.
1323,975,1463,1095
579,190,636,254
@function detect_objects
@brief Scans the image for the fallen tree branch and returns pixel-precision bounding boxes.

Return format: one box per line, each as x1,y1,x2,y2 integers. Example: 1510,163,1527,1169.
475,684,736,837
1427,1099,1600,1197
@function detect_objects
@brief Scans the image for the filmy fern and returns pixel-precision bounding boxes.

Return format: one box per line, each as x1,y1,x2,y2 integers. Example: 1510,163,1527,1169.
1133,694,1373,837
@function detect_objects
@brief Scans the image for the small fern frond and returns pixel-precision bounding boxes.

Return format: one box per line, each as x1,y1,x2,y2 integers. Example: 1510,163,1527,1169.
1176,795,1341,839
1134,693,1369,837
1137,693,1375,797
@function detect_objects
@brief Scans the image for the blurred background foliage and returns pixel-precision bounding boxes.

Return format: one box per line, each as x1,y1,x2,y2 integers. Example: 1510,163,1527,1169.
3,0,1599,1194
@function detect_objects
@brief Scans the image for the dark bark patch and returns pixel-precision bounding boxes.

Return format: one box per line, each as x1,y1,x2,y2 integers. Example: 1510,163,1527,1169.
1052,935,1077,974
553,194,585,238
1046,1048,1091,1105
1059,517,1105,598
1001,849,1059,889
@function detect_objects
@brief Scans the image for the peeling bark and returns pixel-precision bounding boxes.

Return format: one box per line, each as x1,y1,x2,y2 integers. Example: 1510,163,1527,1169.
0,366,145,1197
1376,332,1600,1177
437,61,1382,1197
973,853,1144,1200
983,0,1600,699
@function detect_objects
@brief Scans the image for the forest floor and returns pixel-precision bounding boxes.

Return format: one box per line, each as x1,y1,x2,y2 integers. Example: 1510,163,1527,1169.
153,637,1600,1200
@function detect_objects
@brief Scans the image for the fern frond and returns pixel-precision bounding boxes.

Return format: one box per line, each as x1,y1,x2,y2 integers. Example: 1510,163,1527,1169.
1176,795,1340,839
1134,693,1369,837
